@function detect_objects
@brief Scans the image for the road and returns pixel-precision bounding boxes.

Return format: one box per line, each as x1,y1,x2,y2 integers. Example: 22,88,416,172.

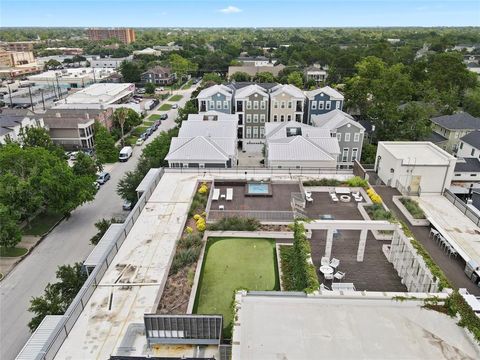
0,86,197,360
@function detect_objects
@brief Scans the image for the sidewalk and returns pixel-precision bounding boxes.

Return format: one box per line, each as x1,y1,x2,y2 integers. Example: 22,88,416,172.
0,235,40,279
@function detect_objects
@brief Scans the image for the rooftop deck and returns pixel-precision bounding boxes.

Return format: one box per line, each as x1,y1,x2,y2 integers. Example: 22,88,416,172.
304,191,365,220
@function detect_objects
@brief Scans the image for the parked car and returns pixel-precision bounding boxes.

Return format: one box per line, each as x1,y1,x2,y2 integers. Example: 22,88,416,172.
137,88,146,94
119,146,133,162
122,200,133,211
172,104,178,109
96,172,110,185
154,120,161,129
81,148,94,157
135,138,144,146
69,151,79,160
140,132,148,140
145,127,153,136
93,182,100,190
160,114,168,120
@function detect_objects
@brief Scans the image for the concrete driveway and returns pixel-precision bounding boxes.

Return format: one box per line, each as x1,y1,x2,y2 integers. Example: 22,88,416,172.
0,85,197,360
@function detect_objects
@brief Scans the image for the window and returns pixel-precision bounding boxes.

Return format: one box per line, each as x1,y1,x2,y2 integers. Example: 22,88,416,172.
260,127,265,138
253,127,259,138
318,101,324,110
223,100,228,109
253,114,259,123
460,142,463,149
183,163,189,168
216,101,222,109
209,100,214,109
273,101,278,109
199,164,205,169
246,114,252,123
246,127,252,138
253,101,259,110
336,133,342,141
472,149,476,156
261,101,266,109
281,101,286,109
246,101,252,110
311,101,317,110
287,115,292,121
260,114,266,123
345,133,351,142
280,115,285,122
288,101,292,109
352,148,358,161
354,133,360,142
326,101,331,110
273,115,278,122
336,101,341,109
342,148,349,162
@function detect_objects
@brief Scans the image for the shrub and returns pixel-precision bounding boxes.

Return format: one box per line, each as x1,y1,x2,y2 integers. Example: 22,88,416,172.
445,290,480,343
198,182,209,194
400,197,425,219
188,192,208,217
197,222,206,232
303,178,341,187
170,247,202,275
207,217,261,231
185,226,193,234
366,187,382,204
345,176,368,188
193,214,201,221
365,204,394,221
178,233,202,249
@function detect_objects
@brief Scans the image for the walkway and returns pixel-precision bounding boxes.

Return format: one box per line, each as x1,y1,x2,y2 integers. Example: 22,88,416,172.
374,186,480,296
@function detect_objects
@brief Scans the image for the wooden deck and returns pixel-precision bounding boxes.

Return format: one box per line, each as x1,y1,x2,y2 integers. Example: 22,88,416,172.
304,192,364,220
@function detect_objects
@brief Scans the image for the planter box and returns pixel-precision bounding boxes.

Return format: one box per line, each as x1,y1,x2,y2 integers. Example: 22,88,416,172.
358,203,393,241
392,196,430,227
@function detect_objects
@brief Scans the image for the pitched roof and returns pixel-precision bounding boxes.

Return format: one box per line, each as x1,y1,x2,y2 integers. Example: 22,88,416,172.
454,158,480,173
270,84,305,99
426,131,448,143
431,112,480,130
178,119,237,138
196,84,233,99
306,86,344,100
460,130,480,149
165,136,234,162
234,84,269,99
142,66,171,75
230,82,277,91
267,136,336,162
312,109,365,131
265,121,331,140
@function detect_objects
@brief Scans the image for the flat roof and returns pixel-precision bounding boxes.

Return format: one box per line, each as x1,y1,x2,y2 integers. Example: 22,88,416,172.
233,294,480,360
83,224,124,269
27,68,114,82
417,195,480,264
63,83,135,105
379,141,455,166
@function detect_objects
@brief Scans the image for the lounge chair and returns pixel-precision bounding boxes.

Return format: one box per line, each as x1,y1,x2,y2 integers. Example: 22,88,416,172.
334,271,345,281
212,188,220,201
330,258,340,269
330,193,339,202
226,188,233,201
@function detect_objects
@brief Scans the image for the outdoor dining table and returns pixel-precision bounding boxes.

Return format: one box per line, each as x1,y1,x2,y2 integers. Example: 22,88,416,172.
319,265,334,275
335,187,351,194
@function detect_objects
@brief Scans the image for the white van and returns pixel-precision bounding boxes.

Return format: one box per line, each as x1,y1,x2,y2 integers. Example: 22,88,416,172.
119,146,133,162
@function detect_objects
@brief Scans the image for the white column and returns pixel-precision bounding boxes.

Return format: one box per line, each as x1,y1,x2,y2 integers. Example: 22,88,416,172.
357,229,368,262
325,229,334,259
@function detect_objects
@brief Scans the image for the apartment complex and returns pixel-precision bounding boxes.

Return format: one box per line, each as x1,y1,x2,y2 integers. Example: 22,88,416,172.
305,86,344,121
86,28,136,44
0,41,36,52
197,84,235,114
0,49,41,78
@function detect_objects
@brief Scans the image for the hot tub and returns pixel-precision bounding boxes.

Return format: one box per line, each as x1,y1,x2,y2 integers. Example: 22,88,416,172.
245,182,272,196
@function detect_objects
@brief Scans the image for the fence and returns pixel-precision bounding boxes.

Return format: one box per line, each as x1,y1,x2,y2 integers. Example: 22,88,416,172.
207,209,295,222
18,168,165,360
444,189,480,226
165,166,353,176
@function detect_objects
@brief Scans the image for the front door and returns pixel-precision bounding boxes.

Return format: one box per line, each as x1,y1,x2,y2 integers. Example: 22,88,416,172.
409,176,421,194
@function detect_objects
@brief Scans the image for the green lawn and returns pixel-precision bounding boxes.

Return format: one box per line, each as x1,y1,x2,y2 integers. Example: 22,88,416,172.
125,135,139,146
0,246,28,258
23,211,63,236
148,114,162,121
169,94,183,102
158,103,172,111
194,238,279,335
132,126,150,137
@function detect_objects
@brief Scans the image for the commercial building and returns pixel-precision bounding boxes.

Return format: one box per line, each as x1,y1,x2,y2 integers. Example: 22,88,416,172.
86,28,136,44
0,49,41,79
0,41,36,52
2,86,67,108
166,112,238,168
141,66,176,86
133,47,162,57
236,56,277,67
43,47,84,55
0,112,44,144
27,68,115,89
90,56,131,69
374,141,457,195
264,121,340,168
58,83,135,105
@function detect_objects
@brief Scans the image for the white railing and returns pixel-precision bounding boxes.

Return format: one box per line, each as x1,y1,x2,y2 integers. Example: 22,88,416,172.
444,189,480,226
208,209,295,222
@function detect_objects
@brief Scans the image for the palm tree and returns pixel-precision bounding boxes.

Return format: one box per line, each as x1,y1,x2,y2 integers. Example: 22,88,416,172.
116,108,128,147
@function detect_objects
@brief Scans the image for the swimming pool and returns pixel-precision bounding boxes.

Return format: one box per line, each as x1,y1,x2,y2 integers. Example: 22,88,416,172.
246,182,272,196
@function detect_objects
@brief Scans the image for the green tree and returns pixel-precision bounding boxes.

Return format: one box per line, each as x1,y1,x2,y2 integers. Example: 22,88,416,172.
169,53,197,80
145,82,155,94
117,170,145,203
93,122,118,163
44,59,61,70
464,87,480,117
202,73,223,85
254,72,275,83
287,71,304,88
18,126,64,157
230,71,250,82
119,61,143,83
72,152,100,178
176,99,198,125
90,217,122,245
360,143,377,164
0,204,21,249
28,263,87,331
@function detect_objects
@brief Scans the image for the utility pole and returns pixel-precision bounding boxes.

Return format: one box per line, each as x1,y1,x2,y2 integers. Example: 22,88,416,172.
55,74,61,99
28,85,34,111
41,89,45,110
7,84,13,107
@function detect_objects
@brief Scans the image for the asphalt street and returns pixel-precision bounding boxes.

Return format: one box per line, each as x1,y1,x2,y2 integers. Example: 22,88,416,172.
0,85,196,360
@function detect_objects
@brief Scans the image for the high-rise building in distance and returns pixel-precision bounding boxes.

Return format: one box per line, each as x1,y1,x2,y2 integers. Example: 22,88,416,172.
86,28,136,44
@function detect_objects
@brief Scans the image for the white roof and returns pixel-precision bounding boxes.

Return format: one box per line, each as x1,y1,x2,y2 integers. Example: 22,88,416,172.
186,111,238,122
268,136,337,162
196,84,233,99
27,68,114,82
166,136,235,162
234,84,268,99
63,83,135,105
265,121,332,140
312,109,364,131
178,119,237,138
306,85,344,100
270,84,305,99
379,141,456,166
83,224,124,269
233,294,480,360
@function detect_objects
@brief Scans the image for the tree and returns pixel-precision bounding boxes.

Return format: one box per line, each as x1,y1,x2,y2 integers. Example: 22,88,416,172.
72,152,100,178
145,82,156,94
115,108,128,147
117,170,145,203
202,73,223,85
176,99,198,125
90,217,122,245
44,59,61,70
169,53,197,80
361,143,377,165
119,61,143,83
254,72,275,83
17,127,63,158
230,71,250,82
464,87,480,117
287,71,304,88
0,204,21,249
93,122,118,163
28,263,87,331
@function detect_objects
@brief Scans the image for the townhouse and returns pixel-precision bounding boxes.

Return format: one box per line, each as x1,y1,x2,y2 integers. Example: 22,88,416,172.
196,84,235,114
305,85,344,123
269,84,306,123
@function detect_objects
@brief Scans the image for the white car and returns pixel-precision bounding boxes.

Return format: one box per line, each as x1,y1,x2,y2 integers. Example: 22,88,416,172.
135,138,144,146
172,104,178,109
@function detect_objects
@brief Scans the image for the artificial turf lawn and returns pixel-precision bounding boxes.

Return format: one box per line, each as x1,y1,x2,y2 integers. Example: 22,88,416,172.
194,238,279,329
169,94,183,102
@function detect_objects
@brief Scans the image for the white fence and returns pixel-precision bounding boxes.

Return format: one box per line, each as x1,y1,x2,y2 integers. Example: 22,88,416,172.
444,189,480,227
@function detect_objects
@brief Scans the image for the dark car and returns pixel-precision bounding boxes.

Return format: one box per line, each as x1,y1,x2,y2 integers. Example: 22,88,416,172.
81,148,94,157
122,200,133,211
160,114,168,120
140,132,149,140
96,172,111,185
146,127,154,136
154,120,161,128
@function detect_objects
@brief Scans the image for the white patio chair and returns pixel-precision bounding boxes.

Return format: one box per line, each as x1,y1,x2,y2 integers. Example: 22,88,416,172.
429,228,439,239
354,195,363,202
330,194,339,202
321,256,330,266
306,195,313,203
324,273,334,280
334,271,345,281
330,258,340,269
212,188,220,201
218,205,225,210
226,188,233,201
352,191,360,197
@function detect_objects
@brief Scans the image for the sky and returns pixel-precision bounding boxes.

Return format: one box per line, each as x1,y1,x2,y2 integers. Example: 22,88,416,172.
1,0,479,28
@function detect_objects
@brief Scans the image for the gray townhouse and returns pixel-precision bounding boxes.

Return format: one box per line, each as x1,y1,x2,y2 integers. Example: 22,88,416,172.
197,84,235,114
312,109,365,166
305,86,344,124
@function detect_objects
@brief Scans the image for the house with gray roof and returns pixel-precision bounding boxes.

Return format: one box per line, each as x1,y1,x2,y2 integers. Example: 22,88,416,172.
458,130,480,159
197,84,235,114
264,121,340,168
430,112,480,154
165,113,238,168
311,109,365,166
0,113,44,144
